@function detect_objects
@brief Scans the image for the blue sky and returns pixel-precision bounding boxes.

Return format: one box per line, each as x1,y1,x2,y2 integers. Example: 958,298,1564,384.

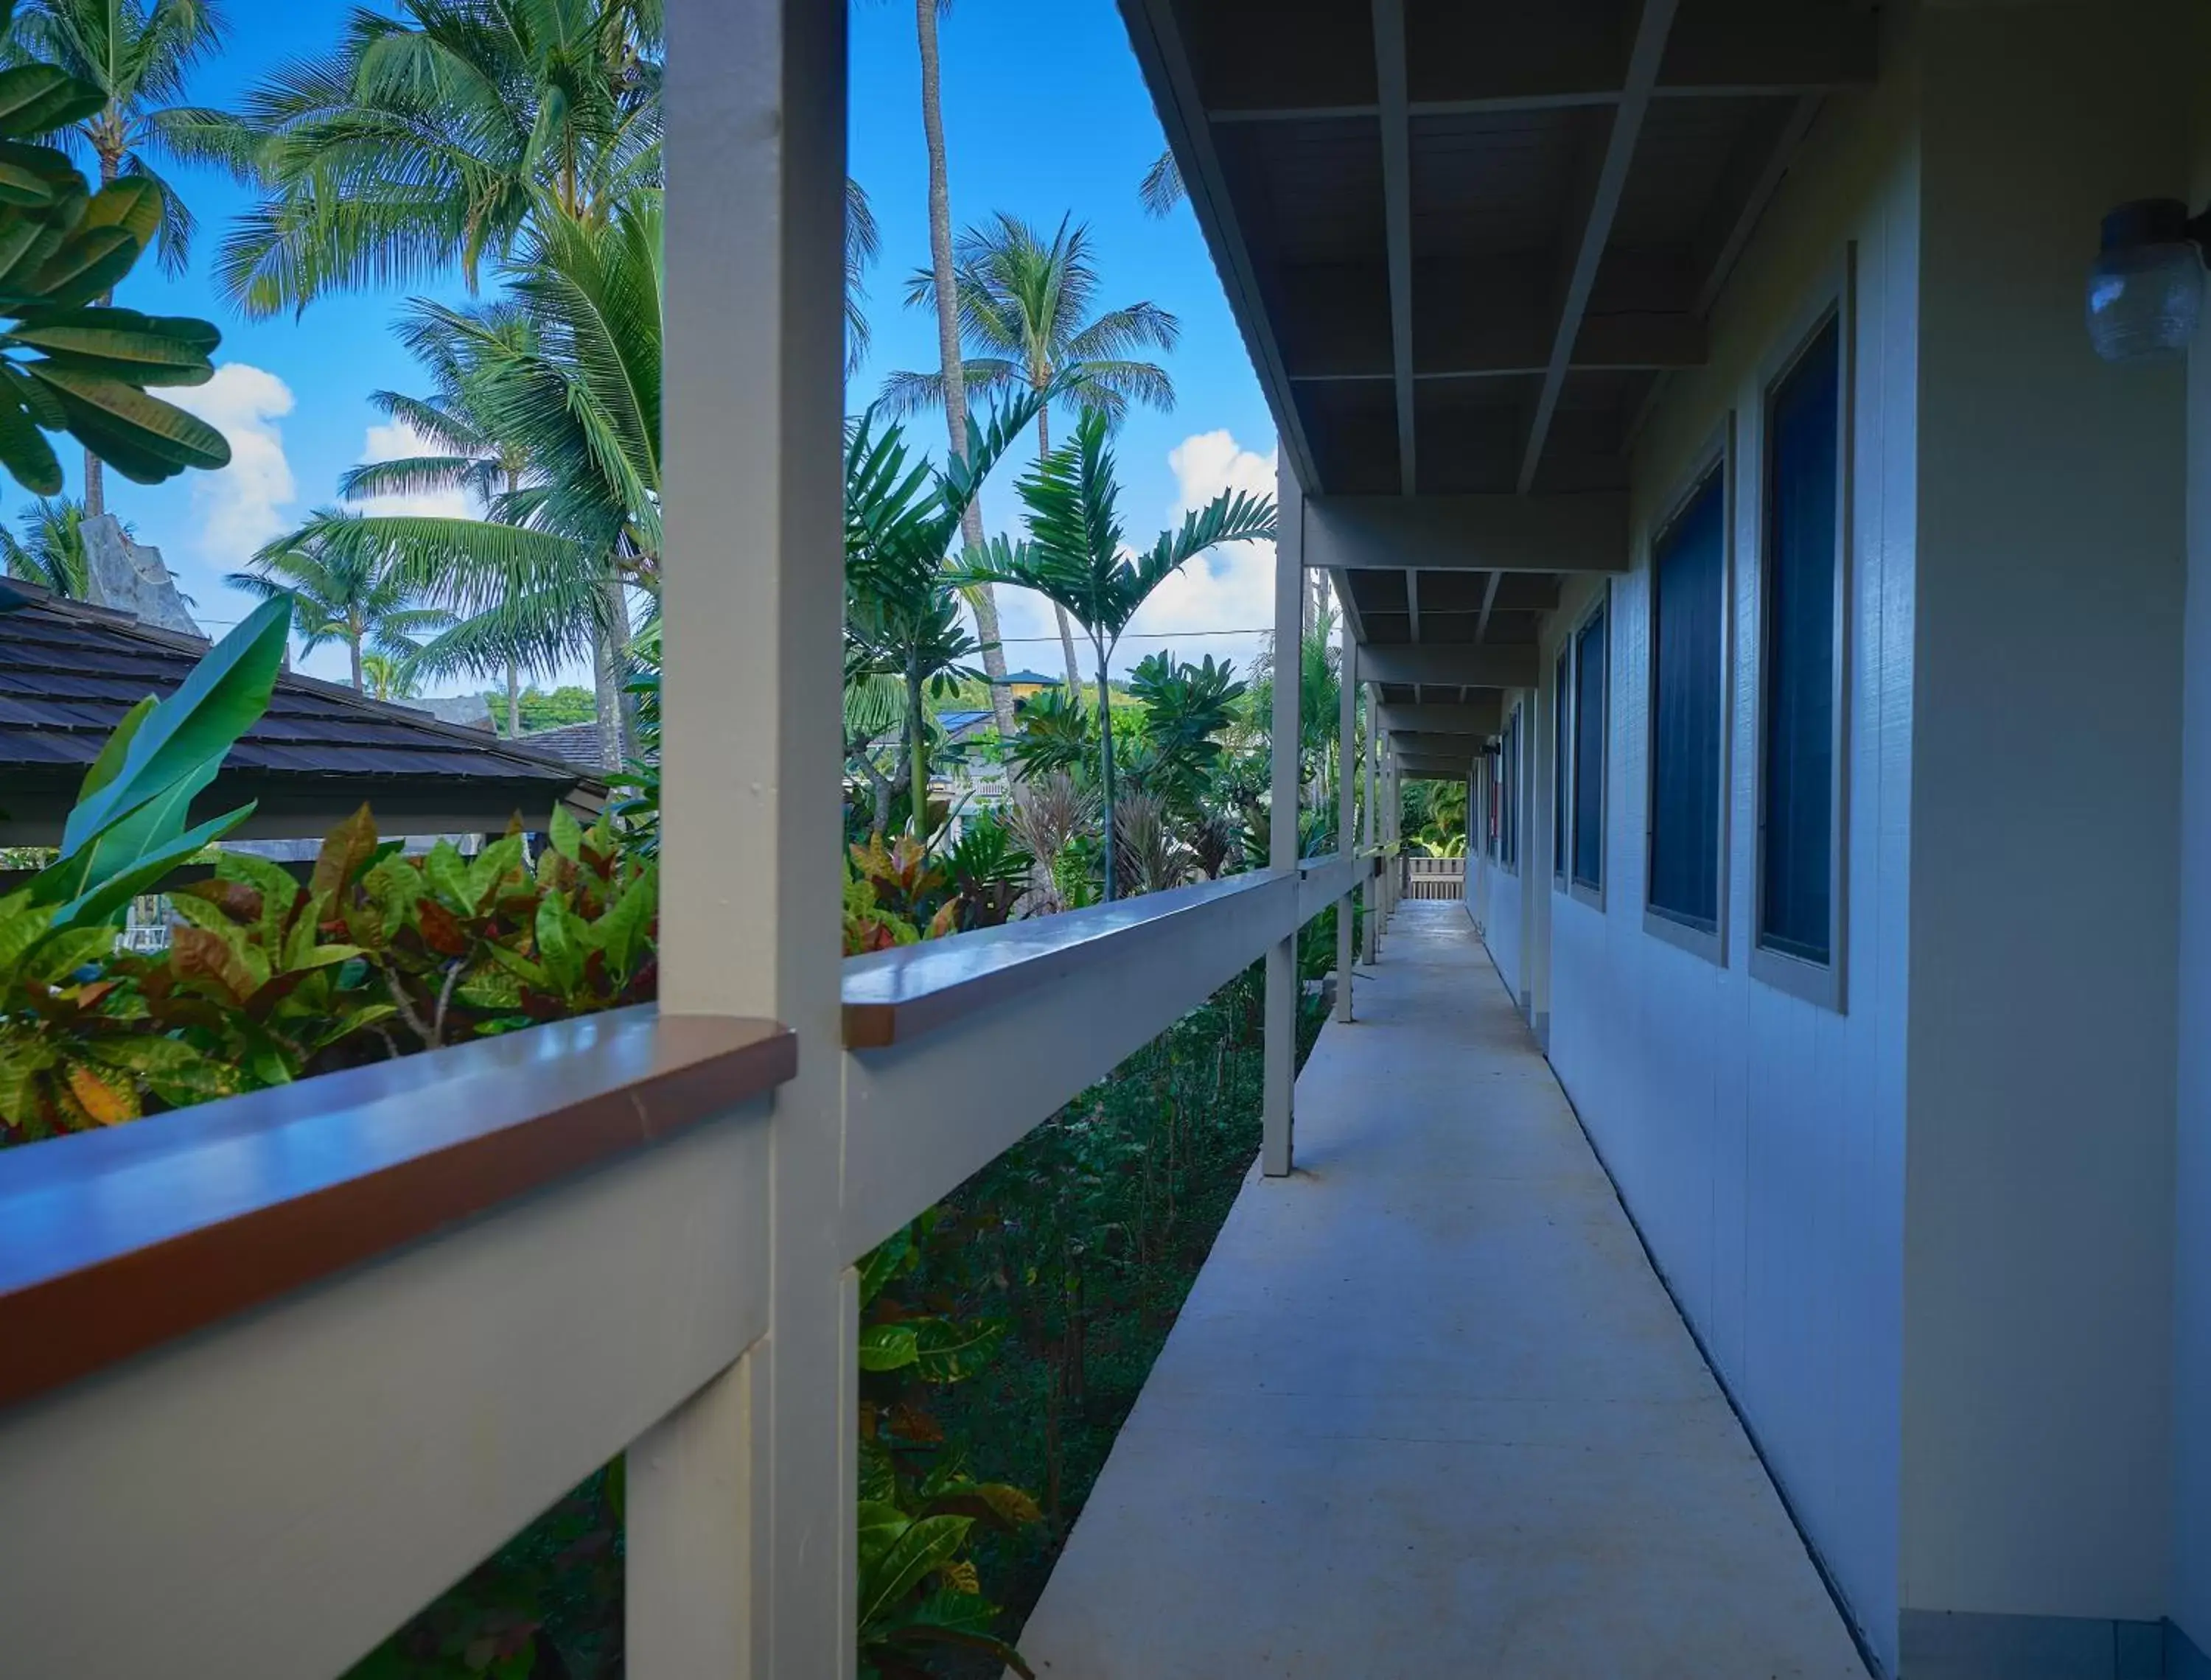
86,0,1276,687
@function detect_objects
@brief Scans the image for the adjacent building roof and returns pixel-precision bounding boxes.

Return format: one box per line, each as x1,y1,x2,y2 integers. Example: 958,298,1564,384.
999,669,1062,686
513,720,613,773
0,581,601,844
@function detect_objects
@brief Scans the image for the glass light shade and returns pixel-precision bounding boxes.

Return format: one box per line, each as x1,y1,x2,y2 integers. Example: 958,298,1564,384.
2088,200,2206,363
2088,242,2204,361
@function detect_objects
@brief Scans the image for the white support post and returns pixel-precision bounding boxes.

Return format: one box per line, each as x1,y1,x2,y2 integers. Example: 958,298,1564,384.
1335,619,1355,1023
1263,461,1303,1177
1363,682,1379,963
643,0,850,1673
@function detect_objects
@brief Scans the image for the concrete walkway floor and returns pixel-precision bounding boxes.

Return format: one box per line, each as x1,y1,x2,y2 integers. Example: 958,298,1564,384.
1013,900,1868,1679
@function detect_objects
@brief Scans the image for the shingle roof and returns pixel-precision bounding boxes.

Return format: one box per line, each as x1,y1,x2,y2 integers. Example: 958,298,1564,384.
0,581,598,844
512,720,612,771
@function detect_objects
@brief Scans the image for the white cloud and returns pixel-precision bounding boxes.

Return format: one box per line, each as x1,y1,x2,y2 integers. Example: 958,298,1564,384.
166,363,297,563
354,419,472,520
1113,428,1279,676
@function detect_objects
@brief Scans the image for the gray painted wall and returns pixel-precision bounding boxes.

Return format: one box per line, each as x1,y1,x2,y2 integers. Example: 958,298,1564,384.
1904,0,2185,1626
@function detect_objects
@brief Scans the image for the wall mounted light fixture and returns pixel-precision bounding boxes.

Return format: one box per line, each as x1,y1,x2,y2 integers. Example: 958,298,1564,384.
2089,198,2211,363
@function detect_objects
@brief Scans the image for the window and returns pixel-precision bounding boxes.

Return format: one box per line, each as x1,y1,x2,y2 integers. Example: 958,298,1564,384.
1551,648,1569,882
1758,315,1842,976
1648,465,1727,937
1571,604,1607,895
1500,705,1521,871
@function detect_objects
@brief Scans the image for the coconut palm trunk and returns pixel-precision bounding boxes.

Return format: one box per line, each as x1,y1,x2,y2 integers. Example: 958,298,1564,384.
593,573,630,772
915,0,1018,746
506,659,521,737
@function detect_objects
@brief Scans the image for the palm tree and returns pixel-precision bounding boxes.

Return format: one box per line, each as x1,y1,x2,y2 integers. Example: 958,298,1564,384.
359,651,422,701
272,196,662,768
1139,149,1184,218
846,177,881,377
962,410,1274,900
889,212,1181,695
201,0,661,319
229,510,451,692
7,0,228,515
338,300,542,738
0,497,97,596
904,0,1023,746
845,390,1044,839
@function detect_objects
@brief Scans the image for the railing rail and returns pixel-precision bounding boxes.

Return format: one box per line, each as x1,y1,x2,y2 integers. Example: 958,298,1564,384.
0,1006,794,1680
0,850,1380,1679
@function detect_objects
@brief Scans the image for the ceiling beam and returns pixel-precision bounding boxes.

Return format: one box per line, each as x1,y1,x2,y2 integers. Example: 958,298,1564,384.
1691,92,1822,318
1329,565,1367,643
1372,0,1416,496
1306,492,1626,575
1355,643,1540,689
1396,757,1473,781
1391,729,1499,760
1475,572,1501,643
1286,312,1708,384
1378,701,1503,736
1119,0,1320,491
1520,0,1679,494
1203,11,1873,124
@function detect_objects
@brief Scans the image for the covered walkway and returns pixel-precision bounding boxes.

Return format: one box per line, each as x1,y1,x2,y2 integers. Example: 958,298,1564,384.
1015,901,1868,1678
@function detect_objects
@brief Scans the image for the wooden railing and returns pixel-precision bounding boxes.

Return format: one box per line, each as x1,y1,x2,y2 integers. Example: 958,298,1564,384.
0,855,1380,1679
1403,855,1468,900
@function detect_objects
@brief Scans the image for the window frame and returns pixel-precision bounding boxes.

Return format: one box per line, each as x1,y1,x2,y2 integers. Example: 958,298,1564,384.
1551,645,1570,888
1499,701,1522,875
1568,590,1609,909
1641,419,1735,967
1749,251,1854,1012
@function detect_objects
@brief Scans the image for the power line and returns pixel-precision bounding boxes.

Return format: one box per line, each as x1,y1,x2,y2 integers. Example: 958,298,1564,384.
993,627,1268,643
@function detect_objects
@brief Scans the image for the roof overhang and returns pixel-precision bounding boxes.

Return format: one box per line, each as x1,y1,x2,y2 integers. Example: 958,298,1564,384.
1124,0,1871,662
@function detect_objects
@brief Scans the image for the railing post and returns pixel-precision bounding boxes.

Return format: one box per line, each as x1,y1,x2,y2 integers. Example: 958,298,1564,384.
644,0,851,1673
1264,461,1302,1177
1335,617,1355,1023
1363,682,1379,963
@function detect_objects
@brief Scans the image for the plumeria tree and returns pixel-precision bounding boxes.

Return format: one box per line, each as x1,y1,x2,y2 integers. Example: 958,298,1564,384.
961,410,1274,899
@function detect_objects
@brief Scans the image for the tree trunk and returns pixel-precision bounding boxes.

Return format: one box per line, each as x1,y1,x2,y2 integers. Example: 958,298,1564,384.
592,575,630,773
1097,642,1117,902
908,663,929,840
349,633,363,693
916,0,1017,746
506,659,521,738
84,145,120,519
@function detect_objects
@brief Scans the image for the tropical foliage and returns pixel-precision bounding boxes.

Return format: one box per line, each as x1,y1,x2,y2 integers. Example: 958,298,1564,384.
960,409,1274,897
0,4,229,500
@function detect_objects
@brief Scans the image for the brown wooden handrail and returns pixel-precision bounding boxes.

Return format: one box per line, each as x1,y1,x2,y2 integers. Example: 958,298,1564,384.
0,1005,794,1410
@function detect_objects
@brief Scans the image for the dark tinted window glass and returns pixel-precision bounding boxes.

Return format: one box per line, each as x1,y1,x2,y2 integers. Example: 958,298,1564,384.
1761,319,1840,963
1649,469,1726,930
1552,650,1569,878
1573,608,1606,889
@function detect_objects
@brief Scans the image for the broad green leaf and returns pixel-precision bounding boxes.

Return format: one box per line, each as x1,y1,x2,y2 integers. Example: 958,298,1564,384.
56,597,286,859
856,1513,973,1633
26,925,109,984
75,178,160,247
0,66,102,140
27,224,138,309
0,900,56,973
548,803,583,861
534,893,582,993
311,804,380,902
49,802,258,931
422,839,470,909
0,388,59,491
35,362,230,470
856,1323,920,1372
462,833,525,910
